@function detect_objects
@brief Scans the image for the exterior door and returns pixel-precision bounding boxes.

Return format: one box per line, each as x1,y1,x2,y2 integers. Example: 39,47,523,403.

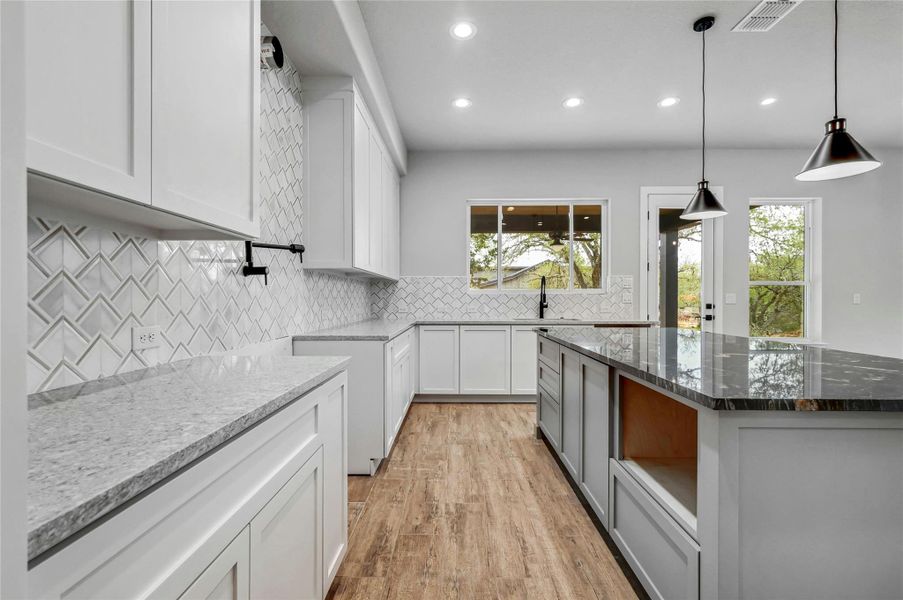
641,187,724,333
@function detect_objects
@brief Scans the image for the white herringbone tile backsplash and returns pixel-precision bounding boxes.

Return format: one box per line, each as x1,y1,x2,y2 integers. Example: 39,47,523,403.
26,60,371,393
371,276,634,321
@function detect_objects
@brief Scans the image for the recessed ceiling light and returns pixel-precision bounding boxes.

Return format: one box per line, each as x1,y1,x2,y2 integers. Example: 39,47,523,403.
562,97,584,108
760,97,777,106
583,216,590,220
658,97,680,108
506,206,515,212
453,97,472,109
450,21,476,40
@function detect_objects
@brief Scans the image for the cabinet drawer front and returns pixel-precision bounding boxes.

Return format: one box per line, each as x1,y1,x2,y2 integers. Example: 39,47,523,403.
538,390,561,450
538,337,560,372
537,360,560,400
609,460,700,600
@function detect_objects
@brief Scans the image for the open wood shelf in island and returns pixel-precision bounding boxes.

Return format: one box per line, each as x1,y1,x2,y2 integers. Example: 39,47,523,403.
618,375,698,537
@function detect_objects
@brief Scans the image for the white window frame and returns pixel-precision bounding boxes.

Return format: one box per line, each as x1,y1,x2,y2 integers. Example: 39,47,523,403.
748,197,822,343
465,198,610,293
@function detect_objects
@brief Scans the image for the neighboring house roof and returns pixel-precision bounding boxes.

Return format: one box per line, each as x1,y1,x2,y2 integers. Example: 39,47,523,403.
472,260,553,288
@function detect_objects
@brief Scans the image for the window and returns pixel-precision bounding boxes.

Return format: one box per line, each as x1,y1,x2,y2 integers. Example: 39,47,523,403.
468,200,606,291
748,199,819,340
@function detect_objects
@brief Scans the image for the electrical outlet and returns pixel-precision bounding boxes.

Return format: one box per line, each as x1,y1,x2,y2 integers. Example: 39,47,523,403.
132,325,161,351
852,293,862,305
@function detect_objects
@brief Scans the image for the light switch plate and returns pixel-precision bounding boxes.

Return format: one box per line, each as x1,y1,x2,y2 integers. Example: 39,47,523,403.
724,293,737,305
853,293,862,305
132,326,162,351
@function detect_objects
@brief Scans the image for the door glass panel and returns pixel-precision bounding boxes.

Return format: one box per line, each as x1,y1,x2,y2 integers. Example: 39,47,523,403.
657,209,702,330
573,204,603,289
501,205,569,289
469,205,498,289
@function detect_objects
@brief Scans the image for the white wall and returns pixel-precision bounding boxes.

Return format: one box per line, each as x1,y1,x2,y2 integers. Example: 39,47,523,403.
400,148,903,358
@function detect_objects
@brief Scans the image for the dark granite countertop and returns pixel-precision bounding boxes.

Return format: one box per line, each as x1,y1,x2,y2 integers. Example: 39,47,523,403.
537,326,903,411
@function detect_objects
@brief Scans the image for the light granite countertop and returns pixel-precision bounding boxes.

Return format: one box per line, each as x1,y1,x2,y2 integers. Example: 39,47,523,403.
293,317,656,341
27,354,350,561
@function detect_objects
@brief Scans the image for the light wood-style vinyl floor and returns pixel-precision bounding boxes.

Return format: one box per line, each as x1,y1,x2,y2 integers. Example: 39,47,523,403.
327,403,638,600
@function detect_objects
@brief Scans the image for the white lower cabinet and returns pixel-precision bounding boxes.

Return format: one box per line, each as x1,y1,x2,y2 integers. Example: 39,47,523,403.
419,325,460,394
459,326,511,394
321,379,348,588
179,527,250,600
386,329,414,452
511,326,538,394
294,330,417,475
28,373,347,600
250,448,324,600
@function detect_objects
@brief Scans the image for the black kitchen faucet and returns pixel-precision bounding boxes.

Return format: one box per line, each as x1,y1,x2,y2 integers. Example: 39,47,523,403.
539,275,548,319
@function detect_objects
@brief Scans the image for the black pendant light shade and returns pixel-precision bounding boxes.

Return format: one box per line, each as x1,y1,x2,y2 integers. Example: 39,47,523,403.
797,0,880,181
682,180,727,220
796,118,881,181
681,16,727,220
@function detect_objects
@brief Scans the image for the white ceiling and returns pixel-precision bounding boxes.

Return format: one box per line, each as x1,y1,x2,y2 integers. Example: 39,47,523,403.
358,0,903,151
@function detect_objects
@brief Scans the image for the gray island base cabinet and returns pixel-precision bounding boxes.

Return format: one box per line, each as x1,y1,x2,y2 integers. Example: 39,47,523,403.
535,327,903,600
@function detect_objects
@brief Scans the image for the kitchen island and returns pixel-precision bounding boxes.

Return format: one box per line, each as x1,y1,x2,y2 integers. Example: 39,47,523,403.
535,326,903,600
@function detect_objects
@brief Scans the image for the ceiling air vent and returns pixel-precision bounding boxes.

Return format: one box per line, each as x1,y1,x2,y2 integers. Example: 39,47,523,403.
732,0,803,32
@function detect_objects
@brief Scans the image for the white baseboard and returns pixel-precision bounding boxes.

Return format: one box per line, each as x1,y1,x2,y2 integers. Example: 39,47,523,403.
414,394,536,404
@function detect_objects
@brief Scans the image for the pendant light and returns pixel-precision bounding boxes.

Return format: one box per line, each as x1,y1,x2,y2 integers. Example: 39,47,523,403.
796,0,880,181
681,16,727,220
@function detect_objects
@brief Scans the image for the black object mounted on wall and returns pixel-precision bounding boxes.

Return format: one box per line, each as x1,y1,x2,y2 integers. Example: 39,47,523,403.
242,240,305,286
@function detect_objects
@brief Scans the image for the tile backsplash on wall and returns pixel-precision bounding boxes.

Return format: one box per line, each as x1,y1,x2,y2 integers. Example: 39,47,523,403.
26,60,371,393
371,276,634,321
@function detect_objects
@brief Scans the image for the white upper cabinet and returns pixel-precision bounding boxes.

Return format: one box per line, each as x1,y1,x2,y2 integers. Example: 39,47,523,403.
25,0,260,239
26,0,152,204
151,0,259,238
352,103,372,271
301,77,400,280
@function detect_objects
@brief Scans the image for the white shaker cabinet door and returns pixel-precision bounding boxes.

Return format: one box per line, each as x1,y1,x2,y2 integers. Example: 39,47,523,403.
510,326,538,394
459,326,511,394
419,326,460,394
179,527,250,600
249,447,323,600
352,101,372,272
321,378,348,590
367,133,383,275
26,0,152,203
151,0,259,237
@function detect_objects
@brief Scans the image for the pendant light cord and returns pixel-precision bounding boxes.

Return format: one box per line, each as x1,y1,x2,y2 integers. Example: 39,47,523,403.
701,25,707,180
833,0,838,119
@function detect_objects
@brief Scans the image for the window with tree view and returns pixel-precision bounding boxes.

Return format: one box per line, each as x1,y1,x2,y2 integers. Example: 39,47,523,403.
469,202,605,291
748,202,808,338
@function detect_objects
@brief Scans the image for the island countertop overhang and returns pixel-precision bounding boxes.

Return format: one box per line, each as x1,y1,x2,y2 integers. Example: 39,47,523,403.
536,326,903,411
